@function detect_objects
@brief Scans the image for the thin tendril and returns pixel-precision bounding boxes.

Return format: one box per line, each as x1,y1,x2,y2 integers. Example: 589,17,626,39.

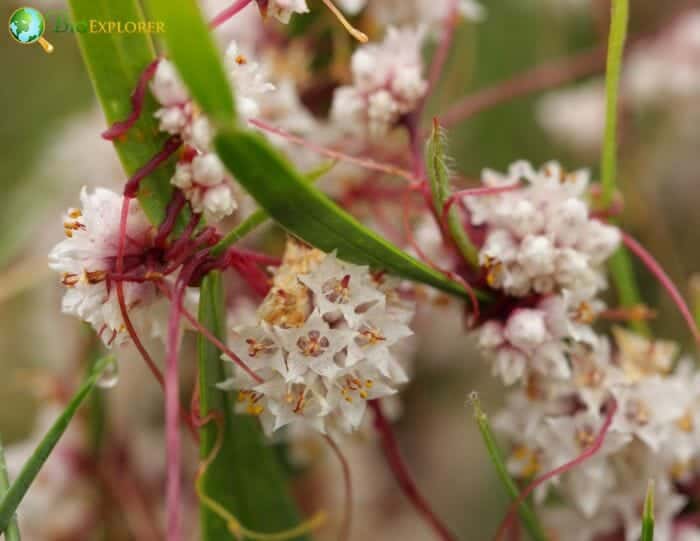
494,400,618,541
442,184,522,223
401,188,480,323
156,281,264,383
249,118,418,183
323,435,353,541
195,413,326,540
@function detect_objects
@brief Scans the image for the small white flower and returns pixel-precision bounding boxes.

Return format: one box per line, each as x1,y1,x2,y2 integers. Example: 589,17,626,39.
225,41,275,118
298,252,384,327
171,153,237,222
267,0,310,24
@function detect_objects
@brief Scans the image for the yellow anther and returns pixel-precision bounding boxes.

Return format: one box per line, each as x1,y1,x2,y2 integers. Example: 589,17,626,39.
365,379,373,388
359,390,368,399
68,208,82,219
344,396,353,403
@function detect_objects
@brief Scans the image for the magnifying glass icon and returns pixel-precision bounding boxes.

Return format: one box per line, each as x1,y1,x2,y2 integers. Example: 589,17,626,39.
8,7,54,53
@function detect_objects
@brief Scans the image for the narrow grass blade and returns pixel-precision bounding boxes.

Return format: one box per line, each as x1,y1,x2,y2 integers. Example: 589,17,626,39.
0,436,21,541
215,128,489,301
468,393,547,541
0,356,114,533
197,273,308,539
641,480,654,541
426,121,478,267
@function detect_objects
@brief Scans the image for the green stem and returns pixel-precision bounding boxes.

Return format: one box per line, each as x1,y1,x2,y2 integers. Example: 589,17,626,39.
640,480,654,541
0,436,21,541
469,394,547,541
600,0,628,206
600,0,647,333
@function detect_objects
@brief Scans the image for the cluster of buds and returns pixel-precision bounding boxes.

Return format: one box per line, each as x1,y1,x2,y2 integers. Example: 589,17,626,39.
218,239,414,435
150,40,276,223
331,26,428,138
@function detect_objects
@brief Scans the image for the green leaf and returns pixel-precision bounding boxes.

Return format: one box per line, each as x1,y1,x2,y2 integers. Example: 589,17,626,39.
197,273,308,539
0,356,114,533
214,129,489,301
0,436,21,541
145,0,235,125
68,0,176,225
469,393,547,541
212,161,337,257
641,480,654,541
426,121,479,267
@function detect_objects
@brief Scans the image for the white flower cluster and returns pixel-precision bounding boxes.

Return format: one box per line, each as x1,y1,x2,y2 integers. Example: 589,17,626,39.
465,161,620,385
466,161,620,298
331,26,428,138
151,42,274,222
218,240,414,435
49,188,160,347
494,326,700,541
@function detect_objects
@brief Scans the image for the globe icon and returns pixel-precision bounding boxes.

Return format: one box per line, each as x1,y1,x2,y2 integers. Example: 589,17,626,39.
9,7,45,43
8,7,53,52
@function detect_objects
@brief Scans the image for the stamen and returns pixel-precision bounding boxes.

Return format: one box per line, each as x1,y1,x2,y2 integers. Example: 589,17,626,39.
320,0,368,43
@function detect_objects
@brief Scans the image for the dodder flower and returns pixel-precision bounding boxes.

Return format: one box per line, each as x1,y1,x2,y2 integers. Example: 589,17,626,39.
49,188,164,347
465,161,620,298
331,26,428,137
218,239,414,435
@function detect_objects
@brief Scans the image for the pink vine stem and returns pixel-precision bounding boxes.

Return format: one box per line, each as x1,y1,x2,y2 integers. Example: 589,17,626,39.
369,400,457,541
249,118,419,183
102,59,161,141
494,400,618,541
621,231,700,345
209,0,254,28
324,435,353,541
442,185,522,223
124,135,183,197
156,281,264,384
438,46,607,129
425,0,460,100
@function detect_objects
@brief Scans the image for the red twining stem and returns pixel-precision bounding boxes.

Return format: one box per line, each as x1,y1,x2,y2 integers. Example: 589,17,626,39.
102,58,161,141
209,0,254,28
369,400,457,541
124,135,182,198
